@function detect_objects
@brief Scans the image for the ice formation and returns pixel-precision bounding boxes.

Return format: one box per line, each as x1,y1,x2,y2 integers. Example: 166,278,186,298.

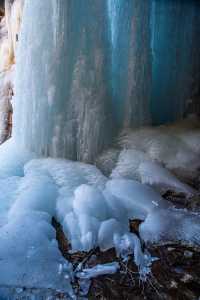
0,142,75,297
118,118,200,184
109,0,200,127
109,0,152,127
76,262,119,296
140,208,200,246
12,0,200,162
0,144,159,293
0,212,74,296
111,149,195,196
95,117,200,197
77,262,119,280
0,0,200,297
151,0,200,124
13,0,112,162
1,138,200,294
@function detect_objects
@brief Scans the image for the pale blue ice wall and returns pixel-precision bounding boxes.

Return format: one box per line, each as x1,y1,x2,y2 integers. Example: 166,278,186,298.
188,1,200,116
151,0,200,124
110,0,200,127
14,0,112,162
14,0,200,162
109,0,152,128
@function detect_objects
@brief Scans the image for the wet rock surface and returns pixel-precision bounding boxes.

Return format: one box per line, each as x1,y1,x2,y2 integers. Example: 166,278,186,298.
0,0,4,13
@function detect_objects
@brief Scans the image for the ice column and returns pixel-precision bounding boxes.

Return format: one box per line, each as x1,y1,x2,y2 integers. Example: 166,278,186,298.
14,0,112,162
110,0,152,128
151,0,200,124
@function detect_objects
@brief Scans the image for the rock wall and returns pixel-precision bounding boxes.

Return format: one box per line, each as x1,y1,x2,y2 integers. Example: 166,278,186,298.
0,0,23,143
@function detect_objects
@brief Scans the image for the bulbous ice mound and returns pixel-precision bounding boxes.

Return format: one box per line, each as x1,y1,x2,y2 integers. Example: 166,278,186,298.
111,149,196,196
119,117,200,183
0,0,24,144
105,179,169,219
0,139,35,178
140,208,200,246
0,211,74,295
0,143,75,296
0,139,200,293
94,117,200,197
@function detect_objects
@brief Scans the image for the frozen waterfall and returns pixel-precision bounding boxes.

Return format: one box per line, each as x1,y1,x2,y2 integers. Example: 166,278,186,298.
13,0,200,162
151,0,200,124
0,0,200,298
109,0,152,128
14,0,112,162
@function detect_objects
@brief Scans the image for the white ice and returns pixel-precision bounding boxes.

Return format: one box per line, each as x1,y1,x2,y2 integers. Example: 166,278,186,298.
76,262,119,296
0,211,74,296
111,149,195,196
0,146,161,290
119,118,200,183
140,208,200,246
1,0,200,296
0,122,200,294
76,262,119,280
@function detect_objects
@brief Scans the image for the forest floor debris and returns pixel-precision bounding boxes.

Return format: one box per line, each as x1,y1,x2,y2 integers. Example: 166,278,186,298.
52,201,200,300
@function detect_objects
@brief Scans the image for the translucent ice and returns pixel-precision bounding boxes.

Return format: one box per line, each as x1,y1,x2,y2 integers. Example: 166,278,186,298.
98,218,127,251
111,149,195,196
119,122,200,182
13,0,111,162
76,262,119,279
73,185,108,221
114,233,154,279
106,179,169,220
0,142,200,293
0,210,74,295
140,208,200,246
0,175,21,226
0,139,35,178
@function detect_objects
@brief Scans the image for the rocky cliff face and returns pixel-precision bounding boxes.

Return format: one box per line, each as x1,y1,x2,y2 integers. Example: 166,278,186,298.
0,0,4,10
0,0,23,143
